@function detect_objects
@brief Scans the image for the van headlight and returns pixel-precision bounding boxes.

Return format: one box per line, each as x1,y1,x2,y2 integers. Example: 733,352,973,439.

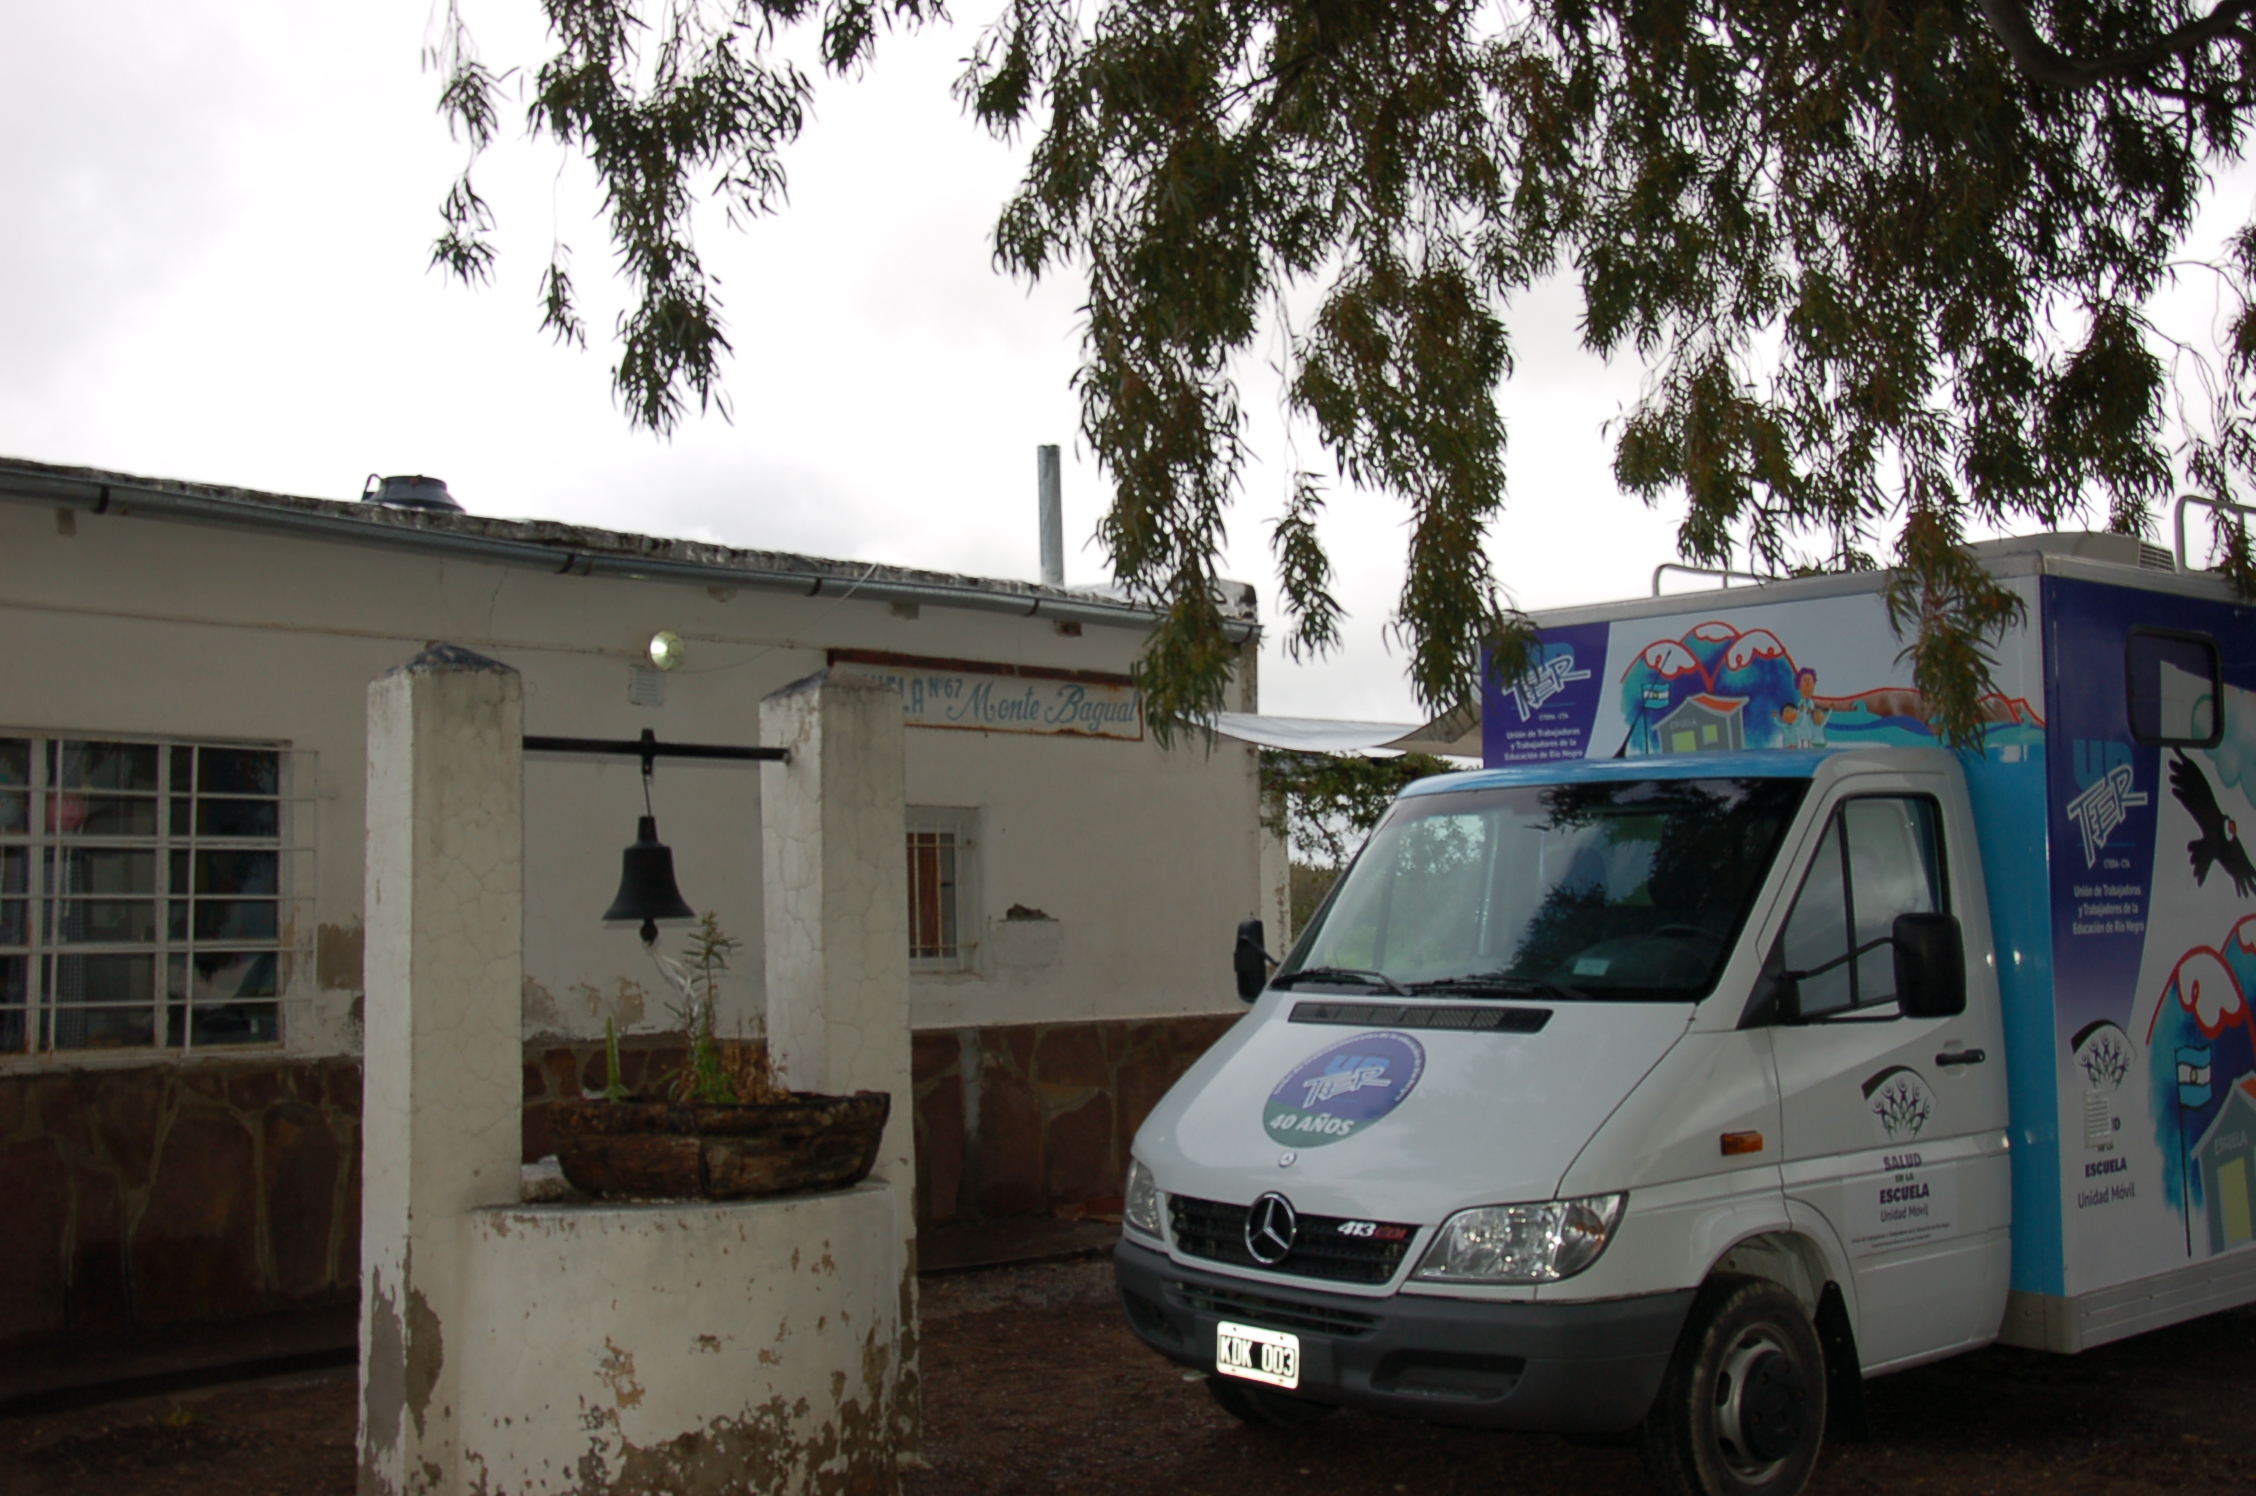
1411,1194,1625,1284
1123,1159,1165,1241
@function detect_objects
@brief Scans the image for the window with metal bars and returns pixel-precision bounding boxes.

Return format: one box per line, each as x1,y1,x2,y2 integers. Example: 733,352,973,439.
0,736,297,1055
906,807,976,971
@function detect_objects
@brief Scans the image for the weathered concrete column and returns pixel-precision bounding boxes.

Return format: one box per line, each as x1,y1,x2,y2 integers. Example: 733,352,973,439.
759,668,918,1445
359,645,524,1496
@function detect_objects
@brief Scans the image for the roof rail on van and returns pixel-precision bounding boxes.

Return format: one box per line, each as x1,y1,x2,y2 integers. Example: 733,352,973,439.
2175,493,2256,574
1651,562,1780,595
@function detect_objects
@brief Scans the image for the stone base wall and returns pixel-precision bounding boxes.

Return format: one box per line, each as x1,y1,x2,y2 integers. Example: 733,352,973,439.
910,1013,1242,1227
0,1058,362,1359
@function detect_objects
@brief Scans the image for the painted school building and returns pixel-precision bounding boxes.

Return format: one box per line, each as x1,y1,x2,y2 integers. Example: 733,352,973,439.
0,456,1277,1371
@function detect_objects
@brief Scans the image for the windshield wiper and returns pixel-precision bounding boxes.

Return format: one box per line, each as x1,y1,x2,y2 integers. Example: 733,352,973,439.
1274,965,1413,997
1408,974,1586,1002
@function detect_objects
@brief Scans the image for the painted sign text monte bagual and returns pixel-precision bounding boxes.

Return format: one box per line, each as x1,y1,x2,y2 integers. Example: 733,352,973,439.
831,651,1144,741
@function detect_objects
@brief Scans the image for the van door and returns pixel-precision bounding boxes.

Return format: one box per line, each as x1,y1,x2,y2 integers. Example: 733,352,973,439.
1764,779,2011,1369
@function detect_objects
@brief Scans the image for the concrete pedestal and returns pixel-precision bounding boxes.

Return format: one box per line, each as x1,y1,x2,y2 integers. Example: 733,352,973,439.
456,1184,904,1495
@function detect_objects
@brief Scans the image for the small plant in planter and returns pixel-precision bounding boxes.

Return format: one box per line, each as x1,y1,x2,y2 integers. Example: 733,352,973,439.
662,913,787,1107
552,914,889,1202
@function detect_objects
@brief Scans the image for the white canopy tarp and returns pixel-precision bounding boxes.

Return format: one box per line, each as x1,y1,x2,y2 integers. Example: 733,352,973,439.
1210,708,1482,758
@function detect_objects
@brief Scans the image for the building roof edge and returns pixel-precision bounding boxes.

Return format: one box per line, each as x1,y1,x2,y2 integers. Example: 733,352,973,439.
0,455,1260,640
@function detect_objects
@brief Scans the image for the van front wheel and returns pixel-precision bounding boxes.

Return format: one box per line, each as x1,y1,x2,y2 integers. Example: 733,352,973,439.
1641,1275,1826,1496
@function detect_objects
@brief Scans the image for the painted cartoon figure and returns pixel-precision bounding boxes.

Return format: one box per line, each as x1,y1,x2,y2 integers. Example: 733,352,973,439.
1778,668,1829,748
2141,927,2256,1259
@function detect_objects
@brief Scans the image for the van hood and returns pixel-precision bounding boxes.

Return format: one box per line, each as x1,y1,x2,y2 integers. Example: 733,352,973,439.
1137,999,1691,1225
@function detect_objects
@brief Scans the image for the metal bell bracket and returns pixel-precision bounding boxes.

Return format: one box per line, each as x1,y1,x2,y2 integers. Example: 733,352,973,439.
523,727,789,770
524,729,789,943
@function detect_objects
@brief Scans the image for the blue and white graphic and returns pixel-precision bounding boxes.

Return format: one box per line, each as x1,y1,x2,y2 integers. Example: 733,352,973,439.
1505,650,1592,721
1262,1032,1426,1148
2067,762,2150,868
1483,623,1611,764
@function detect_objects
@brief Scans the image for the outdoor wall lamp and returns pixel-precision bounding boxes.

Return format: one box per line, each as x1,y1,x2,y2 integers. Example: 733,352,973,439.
648,630,686,671
522,727,788,945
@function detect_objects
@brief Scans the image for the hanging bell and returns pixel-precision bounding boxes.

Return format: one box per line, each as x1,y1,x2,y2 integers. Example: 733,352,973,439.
602,815,697,944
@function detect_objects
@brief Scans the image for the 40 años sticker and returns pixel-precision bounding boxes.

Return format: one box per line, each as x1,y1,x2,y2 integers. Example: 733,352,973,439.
1263,1031,1426,1148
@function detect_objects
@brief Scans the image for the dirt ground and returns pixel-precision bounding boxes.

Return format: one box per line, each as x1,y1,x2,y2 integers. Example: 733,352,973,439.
2,1257,2252,1495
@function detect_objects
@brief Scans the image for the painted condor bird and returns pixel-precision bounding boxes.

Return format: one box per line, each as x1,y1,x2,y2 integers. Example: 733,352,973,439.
2170,750,2256,899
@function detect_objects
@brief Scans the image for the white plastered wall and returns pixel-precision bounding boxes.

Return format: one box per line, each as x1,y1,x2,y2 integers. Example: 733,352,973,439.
0,498,1265,1062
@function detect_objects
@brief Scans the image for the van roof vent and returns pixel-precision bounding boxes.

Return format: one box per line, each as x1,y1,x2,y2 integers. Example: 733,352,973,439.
1967,530,2174,573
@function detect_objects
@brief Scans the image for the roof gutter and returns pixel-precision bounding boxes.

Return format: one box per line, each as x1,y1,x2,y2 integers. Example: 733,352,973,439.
0,460,1258,642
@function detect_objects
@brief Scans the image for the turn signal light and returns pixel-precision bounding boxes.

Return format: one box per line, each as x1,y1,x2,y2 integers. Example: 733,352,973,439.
1720,1131,1764,1156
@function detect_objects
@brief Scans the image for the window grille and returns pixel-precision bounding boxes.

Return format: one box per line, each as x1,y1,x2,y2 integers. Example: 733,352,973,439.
906,807,977,971
0,735,307,1056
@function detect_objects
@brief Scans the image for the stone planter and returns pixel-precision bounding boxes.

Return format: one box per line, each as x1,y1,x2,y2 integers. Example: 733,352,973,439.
550,1091,891,1201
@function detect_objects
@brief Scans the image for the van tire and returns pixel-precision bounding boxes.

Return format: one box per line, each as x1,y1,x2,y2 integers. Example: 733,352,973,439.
1640,1274,1826,1496
1202,1374,1336,1429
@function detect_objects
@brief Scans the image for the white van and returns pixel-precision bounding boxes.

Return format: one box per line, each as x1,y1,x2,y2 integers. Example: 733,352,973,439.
1116,534,2256,1495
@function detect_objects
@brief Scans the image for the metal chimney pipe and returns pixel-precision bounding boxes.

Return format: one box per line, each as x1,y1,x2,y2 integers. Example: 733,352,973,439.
1037,444,1065,587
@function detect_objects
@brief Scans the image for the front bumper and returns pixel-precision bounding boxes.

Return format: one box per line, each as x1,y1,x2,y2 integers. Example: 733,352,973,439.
1114,1239,1692,1433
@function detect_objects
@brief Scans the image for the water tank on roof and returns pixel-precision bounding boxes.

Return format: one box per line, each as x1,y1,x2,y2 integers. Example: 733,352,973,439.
361,473,462,513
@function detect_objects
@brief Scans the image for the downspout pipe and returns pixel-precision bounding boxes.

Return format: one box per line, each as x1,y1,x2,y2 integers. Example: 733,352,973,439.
0,459,1259,642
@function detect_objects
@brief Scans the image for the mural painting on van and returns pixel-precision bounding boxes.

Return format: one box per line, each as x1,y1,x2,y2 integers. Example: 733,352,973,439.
2110,649,2256,1266
2135,928,2256,1258
1614,621,2043,759
2048,576,2247,1290
1482,605,2048,766
1262,1032,1426,1148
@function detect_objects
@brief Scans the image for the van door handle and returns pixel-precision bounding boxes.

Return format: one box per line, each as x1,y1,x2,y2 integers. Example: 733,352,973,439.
1935,1049,1987,1067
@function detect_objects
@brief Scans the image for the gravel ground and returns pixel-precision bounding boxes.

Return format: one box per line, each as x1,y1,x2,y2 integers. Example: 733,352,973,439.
3,1258,2252,1495
0,1369,355,1496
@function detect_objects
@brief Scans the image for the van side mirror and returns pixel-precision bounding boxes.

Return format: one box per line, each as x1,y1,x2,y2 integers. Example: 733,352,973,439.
1233,919,1272,1001
1893,913,1965,1018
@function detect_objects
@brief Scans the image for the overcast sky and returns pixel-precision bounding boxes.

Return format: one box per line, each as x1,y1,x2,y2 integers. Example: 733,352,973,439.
5,2,2250,724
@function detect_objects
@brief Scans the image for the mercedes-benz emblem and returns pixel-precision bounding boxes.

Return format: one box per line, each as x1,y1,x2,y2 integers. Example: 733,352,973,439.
1245,1192,1298,1266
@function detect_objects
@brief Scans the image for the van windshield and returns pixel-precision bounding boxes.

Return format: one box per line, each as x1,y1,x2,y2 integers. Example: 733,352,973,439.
1278,777,1808,1002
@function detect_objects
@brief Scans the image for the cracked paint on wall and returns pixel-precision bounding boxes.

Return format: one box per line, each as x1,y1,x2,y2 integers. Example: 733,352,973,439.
454,1188,909,1495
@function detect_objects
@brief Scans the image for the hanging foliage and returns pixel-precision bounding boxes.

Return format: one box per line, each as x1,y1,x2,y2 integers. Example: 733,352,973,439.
430,0,2256,744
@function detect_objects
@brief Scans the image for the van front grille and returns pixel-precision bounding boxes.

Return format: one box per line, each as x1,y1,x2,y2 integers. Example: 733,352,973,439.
1171,1282,1382,1337
1168,1195,1418,1285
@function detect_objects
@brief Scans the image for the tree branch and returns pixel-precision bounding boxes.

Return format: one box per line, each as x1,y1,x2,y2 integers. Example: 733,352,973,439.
1979,0,2256,89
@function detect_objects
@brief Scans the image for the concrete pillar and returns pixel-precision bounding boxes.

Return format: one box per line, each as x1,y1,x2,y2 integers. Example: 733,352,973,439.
358,645,524,1496
759,668,918,1446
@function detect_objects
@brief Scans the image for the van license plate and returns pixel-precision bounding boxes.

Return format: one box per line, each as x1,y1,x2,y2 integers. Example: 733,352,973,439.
1215,1321,1300,1390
